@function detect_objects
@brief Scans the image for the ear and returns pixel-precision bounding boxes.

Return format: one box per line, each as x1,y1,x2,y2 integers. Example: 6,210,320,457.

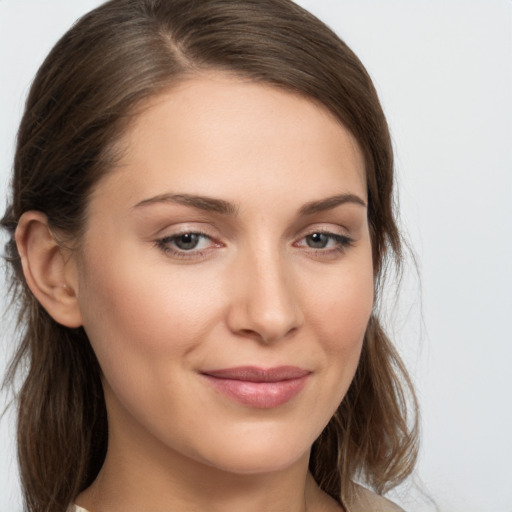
15,211,83,328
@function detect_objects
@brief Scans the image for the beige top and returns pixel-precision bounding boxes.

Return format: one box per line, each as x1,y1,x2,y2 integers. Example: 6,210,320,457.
69,488,404,512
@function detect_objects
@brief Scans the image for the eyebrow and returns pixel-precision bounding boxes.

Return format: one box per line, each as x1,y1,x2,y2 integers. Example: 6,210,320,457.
132,193,238,215
132,192,366,216
298,193,366,215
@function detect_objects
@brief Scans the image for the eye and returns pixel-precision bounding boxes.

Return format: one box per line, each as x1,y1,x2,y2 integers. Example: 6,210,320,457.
171,232,205,250
305,232,333,249
155,231,218,259
295,231,354,253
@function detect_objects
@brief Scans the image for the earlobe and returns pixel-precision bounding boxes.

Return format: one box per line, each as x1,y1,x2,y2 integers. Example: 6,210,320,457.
15,211,83,328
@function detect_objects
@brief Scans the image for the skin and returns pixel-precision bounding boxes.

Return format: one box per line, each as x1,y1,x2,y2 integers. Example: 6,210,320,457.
19,74,376,512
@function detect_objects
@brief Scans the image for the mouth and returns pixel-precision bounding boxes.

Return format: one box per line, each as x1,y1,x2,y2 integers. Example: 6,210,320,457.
200,366,311,409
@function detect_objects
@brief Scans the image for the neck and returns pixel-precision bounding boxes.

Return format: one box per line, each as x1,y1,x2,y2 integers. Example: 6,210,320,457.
78,447,320,512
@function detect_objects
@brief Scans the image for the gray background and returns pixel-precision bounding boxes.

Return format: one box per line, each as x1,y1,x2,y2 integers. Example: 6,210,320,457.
1,1,511,511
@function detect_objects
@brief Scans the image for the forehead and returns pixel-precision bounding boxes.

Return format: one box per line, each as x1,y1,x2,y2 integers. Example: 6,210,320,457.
91,74,366,210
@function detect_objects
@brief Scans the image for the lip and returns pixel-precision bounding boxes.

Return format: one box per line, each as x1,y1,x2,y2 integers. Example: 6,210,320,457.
200,366,311,409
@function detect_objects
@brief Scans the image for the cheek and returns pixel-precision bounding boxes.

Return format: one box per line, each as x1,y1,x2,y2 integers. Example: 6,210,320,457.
303,254,374,399
75,252,224,436
76,246,218,380
307,258,374,347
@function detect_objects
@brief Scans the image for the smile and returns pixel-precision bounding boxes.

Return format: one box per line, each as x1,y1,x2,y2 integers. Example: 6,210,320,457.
200,366,311,409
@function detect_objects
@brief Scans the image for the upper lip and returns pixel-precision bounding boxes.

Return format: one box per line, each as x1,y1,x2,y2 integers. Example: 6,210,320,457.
201,366,310,382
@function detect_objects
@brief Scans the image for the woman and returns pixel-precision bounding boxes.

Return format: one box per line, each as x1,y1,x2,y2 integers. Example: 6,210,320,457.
1,0,418,511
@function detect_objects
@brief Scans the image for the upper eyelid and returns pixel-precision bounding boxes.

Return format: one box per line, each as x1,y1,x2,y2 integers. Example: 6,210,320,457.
155,223,351,241
154,223,219,240
294,224,351,239
162,228,213,238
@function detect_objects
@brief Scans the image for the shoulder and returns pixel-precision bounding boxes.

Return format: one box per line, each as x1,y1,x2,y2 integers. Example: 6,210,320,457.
349,484,405,512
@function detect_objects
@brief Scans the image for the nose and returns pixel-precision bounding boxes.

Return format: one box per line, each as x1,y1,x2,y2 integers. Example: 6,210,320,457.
226,246,304,344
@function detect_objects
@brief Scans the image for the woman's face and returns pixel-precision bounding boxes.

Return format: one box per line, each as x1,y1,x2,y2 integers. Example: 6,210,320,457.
75,75,374,476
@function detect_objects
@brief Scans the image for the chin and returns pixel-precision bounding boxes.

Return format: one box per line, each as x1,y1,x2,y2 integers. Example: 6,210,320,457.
188,424,317,475
204,448,309,476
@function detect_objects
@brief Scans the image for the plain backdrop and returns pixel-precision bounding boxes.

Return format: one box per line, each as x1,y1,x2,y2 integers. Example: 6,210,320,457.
1,1,511,511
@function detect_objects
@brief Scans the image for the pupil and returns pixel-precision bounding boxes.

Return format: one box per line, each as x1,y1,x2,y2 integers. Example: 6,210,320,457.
307,233,328,248
176,233,199,250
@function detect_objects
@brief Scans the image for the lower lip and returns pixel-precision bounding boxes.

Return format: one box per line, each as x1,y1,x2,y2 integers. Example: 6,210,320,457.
201,375,309,409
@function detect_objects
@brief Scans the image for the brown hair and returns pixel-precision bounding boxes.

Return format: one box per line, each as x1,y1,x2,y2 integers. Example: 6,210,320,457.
1,0,418,510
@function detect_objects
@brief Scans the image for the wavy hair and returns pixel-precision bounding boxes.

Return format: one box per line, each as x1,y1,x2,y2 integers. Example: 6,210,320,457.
1,1,418,510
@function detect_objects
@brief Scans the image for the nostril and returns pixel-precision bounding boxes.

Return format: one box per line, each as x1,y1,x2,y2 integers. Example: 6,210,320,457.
232,315,301,345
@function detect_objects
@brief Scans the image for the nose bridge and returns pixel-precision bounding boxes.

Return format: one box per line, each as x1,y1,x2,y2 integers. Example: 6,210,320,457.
228,239,303,343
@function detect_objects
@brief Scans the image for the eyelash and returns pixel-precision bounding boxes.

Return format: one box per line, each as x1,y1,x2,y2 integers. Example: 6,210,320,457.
154,231,218,260
154,229,354,260
294,231,354,255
